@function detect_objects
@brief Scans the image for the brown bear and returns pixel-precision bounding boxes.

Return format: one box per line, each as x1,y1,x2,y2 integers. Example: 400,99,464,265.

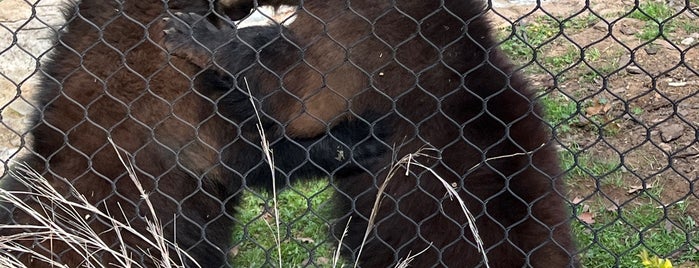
0,0,385,267
159,0,579,267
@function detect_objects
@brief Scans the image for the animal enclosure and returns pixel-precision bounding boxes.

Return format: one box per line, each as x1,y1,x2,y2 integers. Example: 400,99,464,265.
0,0,697,267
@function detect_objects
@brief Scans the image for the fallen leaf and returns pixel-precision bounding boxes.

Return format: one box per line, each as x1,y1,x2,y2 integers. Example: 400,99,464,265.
627,185,650,194
585,105,604,116
261,211,275,222
229,246,240,257
602,102,612,113
579,212,596,224
585,99,613,116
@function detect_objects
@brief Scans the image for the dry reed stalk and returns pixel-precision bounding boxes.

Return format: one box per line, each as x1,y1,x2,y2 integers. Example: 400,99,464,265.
0,140,199,268
244,77,283,267
353,147,490,268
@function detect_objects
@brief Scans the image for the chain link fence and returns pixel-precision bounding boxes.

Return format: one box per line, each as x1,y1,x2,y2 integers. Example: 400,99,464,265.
0,0,697,267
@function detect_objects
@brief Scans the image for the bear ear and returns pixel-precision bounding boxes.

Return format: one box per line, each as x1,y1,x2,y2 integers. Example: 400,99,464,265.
218,0,255,20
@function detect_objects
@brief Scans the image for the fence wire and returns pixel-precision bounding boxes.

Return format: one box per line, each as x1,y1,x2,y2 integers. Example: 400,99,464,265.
0,0,697,267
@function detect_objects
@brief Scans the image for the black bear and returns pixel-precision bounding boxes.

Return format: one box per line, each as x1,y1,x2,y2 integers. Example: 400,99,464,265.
0,0,384,267
160,0,579,267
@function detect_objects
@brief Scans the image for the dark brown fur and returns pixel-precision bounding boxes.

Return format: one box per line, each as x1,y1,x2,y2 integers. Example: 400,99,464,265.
0,1,384,267
161,0,579,266
5,1,232,266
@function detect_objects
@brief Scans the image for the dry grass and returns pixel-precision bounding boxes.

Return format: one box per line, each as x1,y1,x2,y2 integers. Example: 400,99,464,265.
354,147,490,268
0,143,492,268
0,140,199,268
245,77,283,268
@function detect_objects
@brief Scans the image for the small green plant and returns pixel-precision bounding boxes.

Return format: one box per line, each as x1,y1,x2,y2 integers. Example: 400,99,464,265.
543,46,580,73
584,47,602,62
498,16,561,64
680,20,699,34
629,1,674,22
563,14,601,30
628,1,676,41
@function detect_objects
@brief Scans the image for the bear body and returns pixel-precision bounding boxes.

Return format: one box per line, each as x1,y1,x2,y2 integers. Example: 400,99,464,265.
160,0,578,267
0,1,384,267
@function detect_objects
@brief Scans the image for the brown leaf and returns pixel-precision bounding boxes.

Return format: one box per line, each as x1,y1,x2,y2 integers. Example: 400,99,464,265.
261,211,275,222
572,197,584,204
627,185,650,194
602,102,612,113
579,212,596,224
229,246,240,257
585,100,612,116
585,105,604,116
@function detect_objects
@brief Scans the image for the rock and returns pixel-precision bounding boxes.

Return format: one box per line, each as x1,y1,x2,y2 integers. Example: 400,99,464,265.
660,124,685,143
619,26,636,35
7,99,35,116
644,45,659,55
617,54,631,66
680,37,695,46
626,65,643,74
659,142,672,152
593,21,608,32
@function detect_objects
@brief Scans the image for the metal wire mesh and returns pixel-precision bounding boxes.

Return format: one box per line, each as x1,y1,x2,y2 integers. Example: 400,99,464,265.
0,0,697,267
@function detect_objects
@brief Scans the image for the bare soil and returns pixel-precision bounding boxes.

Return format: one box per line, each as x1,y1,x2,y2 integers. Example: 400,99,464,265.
493,0,699,221
494,0,699,264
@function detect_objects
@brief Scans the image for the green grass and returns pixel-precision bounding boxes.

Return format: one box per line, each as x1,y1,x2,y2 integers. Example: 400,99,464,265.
679,19,699,34
498,15,610,77
563,14,601,31
498,16,561,65
572,195,699,267
500,4,699,267
539,93,579,134
541,88,698,266
559,142,624,186
629,1,674,23
628,1,677,41
231,180,342,267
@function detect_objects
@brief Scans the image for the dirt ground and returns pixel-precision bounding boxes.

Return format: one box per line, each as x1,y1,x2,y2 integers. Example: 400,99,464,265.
0,0,697,265
494,0,699,221
495,0,699,265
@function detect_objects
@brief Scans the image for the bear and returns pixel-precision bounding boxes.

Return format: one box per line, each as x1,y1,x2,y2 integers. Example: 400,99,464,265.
0,0,385,267
158,0,579,267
